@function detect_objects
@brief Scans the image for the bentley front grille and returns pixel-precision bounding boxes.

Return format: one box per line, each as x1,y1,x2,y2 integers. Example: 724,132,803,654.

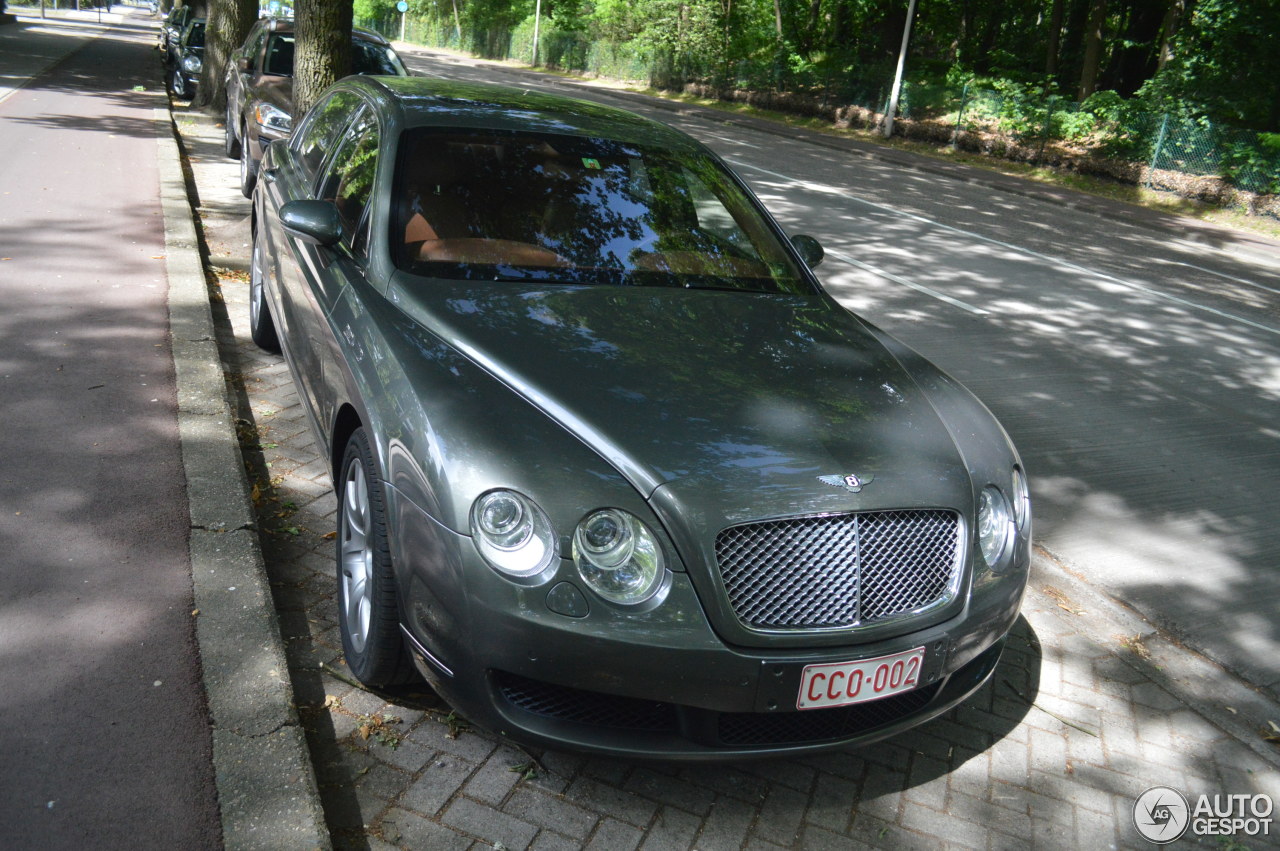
714,510,961,630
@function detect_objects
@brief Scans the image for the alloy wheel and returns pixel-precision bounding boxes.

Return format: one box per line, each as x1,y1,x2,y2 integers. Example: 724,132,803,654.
340,456,373,654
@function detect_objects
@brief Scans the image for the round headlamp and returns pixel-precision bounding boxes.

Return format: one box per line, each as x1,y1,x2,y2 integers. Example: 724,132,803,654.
977,486,1015,571
470,490,556,578
573,509,665,604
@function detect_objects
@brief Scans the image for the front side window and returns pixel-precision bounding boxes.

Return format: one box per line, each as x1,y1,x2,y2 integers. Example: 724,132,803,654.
292,91,363,181
391,128,812,295
318,107,380,252
242,23,268,72
265,34,295,76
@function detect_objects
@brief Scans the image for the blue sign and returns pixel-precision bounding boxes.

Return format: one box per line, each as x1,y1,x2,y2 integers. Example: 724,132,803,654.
396,1,408,11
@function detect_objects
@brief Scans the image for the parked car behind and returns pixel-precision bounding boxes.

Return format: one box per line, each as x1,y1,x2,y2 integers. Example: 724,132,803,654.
223,17,408,198
247,75,1033,759
156,3,191,55
164,18,205,101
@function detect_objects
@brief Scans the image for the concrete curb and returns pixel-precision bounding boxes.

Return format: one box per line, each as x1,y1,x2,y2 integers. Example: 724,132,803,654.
154,106,331,850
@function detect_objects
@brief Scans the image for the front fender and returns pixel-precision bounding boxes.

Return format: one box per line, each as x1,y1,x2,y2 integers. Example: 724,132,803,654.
324,277,660,546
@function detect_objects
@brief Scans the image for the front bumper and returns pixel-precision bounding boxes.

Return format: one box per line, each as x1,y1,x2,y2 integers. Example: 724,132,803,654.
390,489,1025,759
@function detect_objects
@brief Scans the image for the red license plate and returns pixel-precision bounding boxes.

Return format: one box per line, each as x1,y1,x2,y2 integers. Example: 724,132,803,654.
797,647,925,710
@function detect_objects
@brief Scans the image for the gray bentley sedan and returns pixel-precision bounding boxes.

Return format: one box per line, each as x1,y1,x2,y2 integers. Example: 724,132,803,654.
249,75,1032,758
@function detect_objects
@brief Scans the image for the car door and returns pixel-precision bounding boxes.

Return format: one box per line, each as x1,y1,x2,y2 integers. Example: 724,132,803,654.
265,96,380,441
227,21,267,132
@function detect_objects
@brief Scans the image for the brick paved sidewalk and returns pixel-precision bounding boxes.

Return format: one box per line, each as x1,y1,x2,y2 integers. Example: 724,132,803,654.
176,111,1279,851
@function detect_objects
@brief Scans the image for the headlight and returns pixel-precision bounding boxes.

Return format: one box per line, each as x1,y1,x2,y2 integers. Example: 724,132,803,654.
254,102,293,134
181,55,202,73
470,490,557,578
1011,467,1031,530
977,486,1015,571
573,509,664,604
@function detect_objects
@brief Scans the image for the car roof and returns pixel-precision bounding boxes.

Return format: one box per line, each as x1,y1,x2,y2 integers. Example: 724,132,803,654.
352,76,708,153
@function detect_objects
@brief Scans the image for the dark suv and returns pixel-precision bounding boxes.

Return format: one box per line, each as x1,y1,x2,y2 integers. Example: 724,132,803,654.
164,17,205,100
223,17,409,197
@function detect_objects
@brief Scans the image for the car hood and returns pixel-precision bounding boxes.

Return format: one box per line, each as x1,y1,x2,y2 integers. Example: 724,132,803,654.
251,75,293,113
389,280,975,523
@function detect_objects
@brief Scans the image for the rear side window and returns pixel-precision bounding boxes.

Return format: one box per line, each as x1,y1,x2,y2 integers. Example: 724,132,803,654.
291,91,362,183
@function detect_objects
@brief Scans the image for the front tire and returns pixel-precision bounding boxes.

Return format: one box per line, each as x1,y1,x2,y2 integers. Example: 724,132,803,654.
337,428,415,688
224,103,241,159
239,136,258,199
248,231,280,353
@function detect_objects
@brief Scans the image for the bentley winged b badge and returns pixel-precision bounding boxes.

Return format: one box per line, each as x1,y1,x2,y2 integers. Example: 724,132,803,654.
818,473,875,493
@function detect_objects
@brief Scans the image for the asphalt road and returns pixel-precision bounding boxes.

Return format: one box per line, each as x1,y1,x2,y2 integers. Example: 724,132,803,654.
0,15,220,848
401,49,1280,696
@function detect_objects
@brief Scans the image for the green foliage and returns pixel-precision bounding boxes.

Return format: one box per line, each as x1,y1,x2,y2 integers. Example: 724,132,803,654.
372,0,1278,203
354,0,397,23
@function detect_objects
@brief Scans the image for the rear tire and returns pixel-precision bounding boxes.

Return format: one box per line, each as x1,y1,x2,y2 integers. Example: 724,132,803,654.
336,428,416,688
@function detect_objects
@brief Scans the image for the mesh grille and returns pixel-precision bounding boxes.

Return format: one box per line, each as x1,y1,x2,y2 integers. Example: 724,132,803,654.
715,510,960,629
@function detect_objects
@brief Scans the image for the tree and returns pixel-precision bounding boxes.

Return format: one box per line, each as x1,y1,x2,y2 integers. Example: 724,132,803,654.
295,0,354,116
192,0,255,115
1077,0,1107,99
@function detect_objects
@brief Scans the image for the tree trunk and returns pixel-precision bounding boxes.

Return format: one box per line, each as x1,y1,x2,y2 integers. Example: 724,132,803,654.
1102,0,1165,96
1156,0,1185,70
192,0,256,115
1077,0,1106,100
1046,0,1065,78
294,0,353,117
772,0,783,40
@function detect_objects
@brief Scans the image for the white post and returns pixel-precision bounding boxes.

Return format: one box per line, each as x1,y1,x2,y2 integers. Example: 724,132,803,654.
532,0,542,65
883,0,917,138
399,9,405,42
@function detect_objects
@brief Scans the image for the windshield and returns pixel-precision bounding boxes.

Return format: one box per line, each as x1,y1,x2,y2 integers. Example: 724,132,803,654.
392,128,813,294
263,34,404,77
352,40,406,75
186,22,205,49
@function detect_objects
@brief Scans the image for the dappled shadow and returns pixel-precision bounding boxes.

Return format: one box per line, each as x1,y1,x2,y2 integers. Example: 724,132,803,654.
717,140,1280,694
10,107,161,137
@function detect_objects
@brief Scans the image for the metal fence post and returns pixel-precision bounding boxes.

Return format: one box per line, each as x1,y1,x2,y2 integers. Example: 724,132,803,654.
1036,95,1056,164
1147,112,1170,188
950,81,970,149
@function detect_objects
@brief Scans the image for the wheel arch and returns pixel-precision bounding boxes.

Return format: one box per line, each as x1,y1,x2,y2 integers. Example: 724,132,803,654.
331,404,364,484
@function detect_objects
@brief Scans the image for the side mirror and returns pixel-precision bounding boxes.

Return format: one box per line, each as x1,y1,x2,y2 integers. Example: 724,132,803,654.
280,200,343,247
791,234,824,269
236,56,250,73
